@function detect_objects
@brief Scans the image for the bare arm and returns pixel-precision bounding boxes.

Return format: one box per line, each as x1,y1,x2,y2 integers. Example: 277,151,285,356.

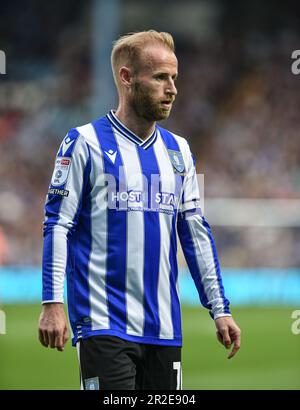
38,303,69,352
215,316,241,359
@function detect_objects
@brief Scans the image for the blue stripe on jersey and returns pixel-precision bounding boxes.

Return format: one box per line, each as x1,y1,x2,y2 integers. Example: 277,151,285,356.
201,216,231,314
136,144,161,338
68,145,93,340
43,129,79,301
42,227,55,301
92,117,127,334
157,127,185,338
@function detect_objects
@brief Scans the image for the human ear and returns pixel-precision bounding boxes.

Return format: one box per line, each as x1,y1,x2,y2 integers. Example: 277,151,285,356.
119,66,132,88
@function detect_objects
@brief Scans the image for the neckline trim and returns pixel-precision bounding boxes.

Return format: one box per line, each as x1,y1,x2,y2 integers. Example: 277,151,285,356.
106,110,157,149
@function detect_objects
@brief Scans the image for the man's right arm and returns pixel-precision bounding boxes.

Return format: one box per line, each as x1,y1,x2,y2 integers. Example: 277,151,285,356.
38,129,91,350
38,303,69,351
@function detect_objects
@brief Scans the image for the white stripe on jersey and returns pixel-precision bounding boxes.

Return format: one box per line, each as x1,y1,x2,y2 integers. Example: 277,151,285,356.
52,225,68,302
173,135,199,213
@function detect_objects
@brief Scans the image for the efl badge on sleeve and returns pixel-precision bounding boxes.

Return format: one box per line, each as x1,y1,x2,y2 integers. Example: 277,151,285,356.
167,149,185,174
51,157,72,186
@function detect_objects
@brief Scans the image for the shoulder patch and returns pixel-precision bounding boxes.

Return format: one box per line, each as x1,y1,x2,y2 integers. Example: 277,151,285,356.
51,157,72,186
58,128,80,157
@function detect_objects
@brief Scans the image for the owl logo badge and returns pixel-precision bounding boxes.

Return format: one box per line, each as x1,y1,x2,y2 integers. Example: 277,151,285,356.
167,149,185,174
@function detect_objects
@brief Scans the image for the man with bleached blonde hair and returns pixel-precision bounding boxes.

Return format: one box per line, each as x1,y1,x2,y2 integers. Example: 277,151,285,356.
39,30,241,390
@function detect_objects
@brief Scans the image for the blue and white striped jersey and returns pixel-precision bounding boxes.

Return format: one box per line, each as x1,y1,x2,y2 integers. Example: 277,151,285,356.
42,110,231,347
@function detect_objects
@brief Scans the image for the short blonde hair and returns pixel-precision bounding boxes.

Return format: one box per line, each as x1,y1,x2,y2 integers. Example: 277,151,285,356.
111,30,175,88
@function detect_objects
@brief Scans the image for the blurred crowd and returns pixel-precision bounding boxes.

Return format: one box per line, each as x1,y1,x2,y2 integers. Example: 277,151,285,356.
0,3,300,267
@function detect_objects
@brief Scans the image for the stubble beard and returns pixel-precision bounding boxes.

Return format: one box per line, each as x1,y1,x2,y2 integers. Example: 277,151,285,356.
131,81,172,122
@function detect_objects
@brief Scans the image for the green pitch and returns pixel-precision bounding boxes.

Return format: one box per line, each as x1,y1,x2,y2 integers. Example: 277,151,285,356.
0,304,299,390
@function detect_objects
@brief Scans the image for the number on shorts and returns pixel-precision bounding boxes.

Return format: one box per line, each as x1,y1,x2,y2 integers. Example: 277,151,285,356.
173,361,182,390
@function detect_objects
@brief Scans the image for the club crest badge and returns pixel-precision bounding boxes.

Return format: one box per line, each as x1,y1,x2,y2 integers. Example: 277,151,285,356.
167,149,185,174
84,377,100,390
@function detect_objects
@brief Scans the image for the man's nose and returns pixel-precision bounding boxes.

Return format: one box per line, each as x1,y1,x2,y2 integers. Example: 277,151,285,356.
166,80,177,97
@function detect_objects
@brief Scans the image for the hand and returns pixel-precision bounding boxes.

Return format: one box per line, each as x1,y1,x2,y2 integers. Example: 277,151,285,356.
215,316,241,359
38,303,69,352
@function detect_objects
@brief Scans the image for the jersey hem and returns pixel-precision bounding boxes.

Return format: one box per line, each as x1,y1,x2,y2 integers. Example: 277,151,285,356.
72,329,182,347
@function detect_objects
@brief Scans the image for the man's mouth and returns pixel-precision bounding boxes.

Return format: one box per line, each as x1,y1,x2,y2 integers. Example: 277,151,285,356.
160,100,173,108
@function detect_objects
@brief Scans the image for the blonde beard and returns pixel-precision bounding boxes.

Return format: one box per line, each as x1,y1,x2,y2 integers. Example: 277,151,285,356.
132,81,172,121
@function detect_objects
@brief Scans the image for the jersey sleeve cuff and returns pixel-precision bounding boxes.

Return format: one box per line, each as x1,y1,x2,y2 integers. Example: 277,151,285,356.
213,313,232,320
42,299,64,305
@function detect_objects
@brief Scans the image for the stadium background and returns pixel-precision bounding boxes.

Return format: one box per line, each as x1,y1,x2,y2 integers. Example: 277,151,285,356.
0,0,299,389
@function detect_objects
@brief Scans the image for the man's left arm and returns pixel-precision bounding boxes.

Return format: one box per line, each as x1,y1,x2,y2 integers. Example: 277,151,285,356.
177,141,241,359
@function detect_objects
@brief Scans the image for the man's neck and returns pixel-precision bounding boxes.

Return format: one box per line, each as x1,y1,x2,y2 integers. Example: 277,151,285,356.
114,106,156,141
